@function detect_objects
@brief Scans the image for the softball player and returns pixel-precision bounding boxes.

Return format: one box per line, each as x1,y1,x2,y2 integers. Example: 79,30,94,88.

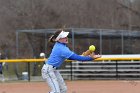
0,53,5,82
41,30,101,93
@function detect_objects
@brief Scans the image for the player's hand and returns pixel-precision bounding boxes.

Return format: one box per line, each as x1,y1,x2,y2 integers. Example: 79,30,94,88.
90,54,101,59
82,50,94,56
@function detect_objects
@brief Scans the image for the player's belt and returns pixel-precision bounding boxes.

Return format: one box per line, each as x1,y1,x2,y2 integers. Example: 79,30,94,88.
45,64,58,69
52,66,57,69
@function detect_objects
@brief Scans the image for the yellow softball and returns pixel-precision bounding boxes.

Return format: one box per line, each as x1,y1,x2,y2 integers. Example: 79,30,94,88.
89,45,96,52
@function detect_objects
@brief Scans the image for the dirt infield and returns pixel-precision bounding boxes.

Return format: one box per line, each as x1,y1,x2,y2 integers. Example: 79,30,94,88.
0,80,140,93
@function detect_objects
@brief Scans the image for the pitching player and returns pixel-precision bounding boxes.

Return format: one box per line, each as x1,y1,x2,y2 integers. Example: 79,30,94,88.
41,30,101,93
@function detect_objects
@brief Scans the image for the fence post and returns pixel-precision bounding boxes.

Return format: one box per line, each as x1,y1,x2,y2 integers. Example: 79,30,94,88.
28,62,30,82
115,60,118,80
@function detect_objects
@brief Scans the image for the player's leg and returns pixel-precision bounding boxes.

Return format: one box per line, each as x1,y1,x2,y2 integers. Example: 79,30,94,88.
0,64,4,82
42,64,60,93
54,70,67,93
1,73,5,82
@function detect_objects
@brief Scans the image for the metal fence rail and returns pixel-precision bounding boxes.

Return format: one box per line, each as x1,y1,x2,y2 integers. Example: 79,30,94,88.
1,54,140,81
60,61,140,80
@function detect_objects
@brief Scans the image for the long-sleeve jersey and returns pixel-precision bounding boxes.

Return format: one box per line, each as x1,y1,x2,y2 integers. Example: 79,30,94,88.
46,42,93,68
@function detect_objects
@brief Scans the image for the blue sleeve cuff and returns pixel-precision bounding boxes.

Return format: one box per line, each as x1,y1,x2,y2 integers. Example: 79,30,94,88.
68,53,93,61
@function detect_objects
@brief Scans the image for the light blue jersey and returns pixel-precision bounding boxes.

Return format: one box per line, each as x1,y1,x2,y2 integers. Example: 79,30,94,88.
46,42,74,68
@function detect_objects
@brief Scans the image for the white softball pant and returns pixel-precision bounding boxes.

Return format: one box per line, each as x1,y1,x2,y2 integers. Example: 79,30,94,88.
41,64,67,93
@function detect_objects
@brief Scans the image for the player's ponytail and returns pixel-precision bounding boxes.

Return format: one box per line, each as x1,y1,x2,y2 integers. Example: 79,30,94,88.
48,35,55,43
48,30,62,43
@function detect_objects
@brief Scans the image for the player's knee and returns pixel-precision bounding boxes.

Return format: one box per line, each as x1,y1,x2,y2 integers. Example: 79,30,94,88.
49,92,61,93
54,92,60,93
61,86,67,93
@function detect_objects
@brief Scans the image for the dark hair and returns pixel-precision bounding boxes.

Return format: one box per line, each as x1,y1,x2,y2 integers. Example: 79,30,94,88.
49,30,62,43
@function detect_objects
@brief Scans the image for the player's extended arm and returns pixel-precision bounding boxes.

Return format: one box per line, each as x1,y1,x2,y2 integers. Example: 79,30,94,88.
82,45,96,56
68,53,93,61
82,45,101,59
90,53,101,59
68,53,101,61
82,50,95,56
